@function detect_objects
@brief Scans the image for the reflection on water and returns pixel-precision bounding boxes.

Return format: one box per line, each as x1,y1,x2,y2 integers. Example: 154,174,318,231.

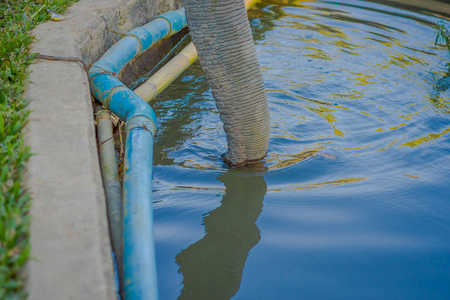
176,170,267,300
152,0,450,298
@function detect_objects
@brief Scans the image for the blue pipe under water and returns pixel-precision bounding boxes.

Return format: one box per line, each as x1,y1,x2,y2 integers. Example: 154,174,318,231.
89,8,187,299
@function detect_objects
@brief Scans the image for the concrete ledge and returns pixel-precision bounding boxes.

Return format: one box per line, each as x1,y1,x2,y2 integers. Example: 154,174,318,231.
24,0,181,299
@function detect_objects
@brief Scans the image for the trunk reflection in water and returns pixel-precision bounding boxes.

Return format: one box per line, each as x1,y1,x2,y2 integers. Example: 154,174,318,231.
176,169,267,300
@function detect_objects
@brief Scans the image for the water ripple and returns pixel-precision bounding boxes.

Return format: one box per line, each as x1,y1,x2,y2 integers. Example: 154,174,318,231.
153,1,450,298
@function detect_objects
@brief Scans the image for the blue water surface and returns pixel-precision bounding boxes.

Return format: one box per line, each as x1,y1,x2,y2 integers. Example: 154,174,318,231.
151,0,450,298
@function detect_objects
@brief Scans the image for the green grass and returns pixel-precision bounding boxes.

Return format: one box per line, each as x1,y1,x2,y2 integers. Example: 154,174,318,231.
436,21,450,70
0,1,78,299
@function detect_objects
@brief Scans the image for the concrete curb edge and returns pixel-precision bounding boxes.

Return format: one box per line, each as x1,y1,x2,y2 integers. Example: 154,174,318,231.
24,0,181,299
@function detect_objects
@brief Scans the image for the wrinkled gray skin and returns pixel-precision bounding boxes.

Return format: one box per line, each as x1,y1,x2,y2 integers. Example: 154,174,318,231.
182,0,270,167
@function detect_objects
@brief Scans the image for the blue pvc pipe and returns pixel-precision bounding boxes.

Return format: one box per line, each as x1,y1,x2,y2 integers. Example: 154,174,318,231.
122,116,157,299
89,8,187,300
89,8,186,122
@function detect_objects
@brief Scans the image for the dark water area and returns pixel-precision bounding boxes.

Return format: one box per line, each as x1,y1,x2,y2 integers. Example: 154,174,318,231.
152,0,450,298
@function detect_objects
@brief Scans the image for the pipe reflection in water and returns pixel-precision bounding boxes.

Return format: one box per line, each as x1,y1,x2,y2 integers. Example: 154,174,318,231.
176,168,267,299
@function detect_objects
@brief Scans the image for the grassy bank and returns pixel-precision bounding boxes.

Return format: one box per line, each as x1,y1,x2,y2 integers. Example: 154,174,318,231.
0,1,78,298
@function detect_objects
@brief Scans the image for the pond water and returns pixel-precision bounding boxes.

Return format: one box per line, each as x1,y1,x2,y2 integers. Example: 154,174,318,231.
151,0,450,298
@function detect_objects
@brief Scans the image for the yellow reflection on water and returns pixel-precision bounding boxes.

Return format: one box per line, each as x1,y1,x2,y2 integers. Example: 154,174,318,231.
173,177,368,193
306,105,345,137
404,174,420,179
366,37,393,48
400,127,450,148
428,94,450,114
342,144,374,151
390,53,415,67
268,176,368,192
376,138,399,152
333,39,360,54
305,98,349,109
389,123,407,130
397,112,419,120
373,52,428,71
271,128,303,140
346,73,378,86
266,0,319,7
331,90,365,100
266,146,337,170
303,45,332,60
333,136,400,156
315,23,349,39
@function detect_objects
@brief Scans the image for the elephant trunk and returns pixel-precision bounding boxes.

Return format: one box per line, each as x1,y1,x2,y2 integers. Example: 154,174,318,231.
182,0,270,167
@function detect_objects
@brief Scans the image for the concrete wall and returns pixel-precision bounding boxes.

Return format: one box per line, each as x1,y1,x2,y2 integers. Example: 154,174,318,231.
24,0,181,299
